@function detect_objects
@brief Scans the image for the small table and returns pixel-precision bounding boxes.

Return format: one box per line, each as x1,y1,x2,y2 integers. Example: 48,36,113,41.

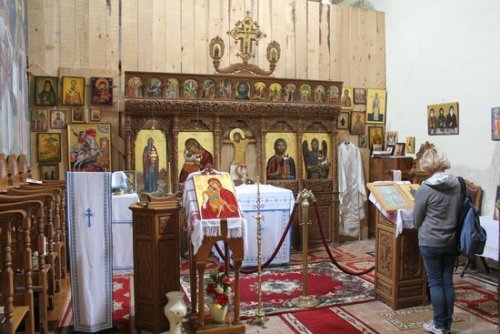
460,216,499,276
479,216,499,261
111,193,139,270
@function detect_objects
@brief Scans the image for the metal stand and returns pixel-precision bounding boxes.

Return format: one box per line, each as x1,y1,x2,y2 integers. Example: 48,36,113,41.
291,189,320,308
251,177,268,325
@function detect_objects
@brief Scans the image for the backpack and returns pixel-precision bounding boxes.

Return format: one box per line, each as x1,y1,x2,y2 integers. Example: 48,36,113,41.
456,177,487,259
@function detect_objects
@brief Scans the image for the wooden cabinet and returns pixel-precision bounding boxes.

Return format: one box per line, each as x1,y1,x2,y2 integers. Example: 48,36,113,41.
368,157,413,237
130,199,181,334
375,211,427,309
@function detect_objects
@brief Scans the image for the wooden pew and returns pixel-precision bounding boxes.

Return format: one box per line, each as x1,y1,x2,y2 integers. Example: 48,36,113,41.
0,193,59,302
19,181,67,269
0,153,8,192
11,184,67,280
0,209,35,334
6,154,23,189
0,200,49,333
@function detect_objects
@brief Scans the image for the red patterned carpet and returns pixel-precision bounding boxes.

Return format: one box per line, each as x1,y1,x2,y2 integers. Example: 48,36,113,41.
57,246,498,333
180,262,375,317
56,274,132,333
454,282,499,324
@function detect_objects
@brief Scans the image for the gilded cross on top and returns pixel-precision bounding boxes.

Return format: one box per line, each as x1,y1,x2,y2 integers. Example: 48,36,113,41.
228,12,266,64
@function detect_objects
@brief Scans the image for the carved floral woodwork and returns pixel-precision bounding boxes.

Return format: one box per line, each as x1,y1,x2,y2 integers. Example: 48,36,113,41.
126,70,343,243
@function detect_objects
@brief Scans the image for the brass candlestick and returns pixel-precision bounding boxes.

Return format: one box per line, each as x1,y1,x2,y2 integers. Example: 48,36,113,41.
291,189,319,308
252,176,268,325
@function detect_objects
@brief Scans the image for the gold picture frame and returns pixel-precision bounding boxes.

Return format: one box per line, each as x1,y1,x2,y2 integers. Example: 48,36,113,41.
399,183,420,203
192,173,241,220
67,123,111,172
62,76,85,106
366,88,386,124
366,182,415,211
37,133,61,162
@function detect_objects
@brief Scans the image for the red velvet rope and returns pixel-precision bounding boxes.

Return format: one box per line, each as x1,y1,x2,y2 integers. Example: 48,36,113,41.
313,201,374,275
214,204,298,274
214,197,375,276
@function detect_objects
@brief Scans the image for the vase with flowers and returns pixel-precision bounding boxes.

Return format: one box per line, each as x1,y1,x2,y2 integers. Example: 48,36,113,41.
206,264,232,323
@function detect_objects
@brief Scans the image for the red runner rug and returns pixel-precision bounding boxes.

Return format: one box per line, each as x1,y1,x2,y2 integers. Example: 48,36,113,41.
280,306,378,333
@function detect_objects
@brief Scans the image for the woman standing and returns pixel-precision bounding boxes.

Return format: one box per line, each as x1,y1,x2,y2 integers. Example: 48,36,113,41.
414,147,462,334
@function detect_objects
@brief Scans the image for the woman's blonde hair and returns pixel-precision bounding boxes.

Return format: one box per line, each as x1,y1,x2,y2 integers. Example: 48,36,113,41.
419,147,450,173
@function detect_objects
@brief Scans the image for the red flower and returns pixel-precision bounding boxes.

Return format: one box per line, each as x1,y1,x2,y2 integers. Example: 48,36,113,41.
206,282,216,295
206,265,232,307
215,293,229,306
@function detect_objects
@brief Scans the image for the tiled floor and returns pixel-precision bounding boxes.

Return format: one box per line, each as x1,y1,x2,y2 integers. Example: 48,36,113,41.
240,240,498,334
50,239,498,333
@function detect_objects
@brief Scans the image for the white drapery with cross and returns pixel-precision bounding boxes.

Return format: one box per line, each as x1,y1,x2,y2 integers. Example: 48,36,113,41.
67,172,113,332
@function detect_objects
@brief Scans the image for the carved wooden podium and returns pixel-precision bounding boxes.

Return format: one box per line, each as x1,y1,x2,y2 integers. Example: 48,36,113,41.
375,211,427,310
130,198,181,333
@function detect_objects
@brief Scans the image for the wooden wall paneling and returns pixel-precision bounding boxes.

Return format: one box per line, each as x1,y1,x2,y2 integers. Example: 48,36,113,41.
121,0,139,71
306,1,320,80
270,0,287,78
228,0,245,66
75,0,90,68
27,0,46,72
193,0,209,74
138,0,154,71
180,0,195,73
43,0,61,75
349,8,363,87
105,0,120,70
59,1,77,68
294,0,308,79
151,0,167,72
367,11,386,88
318,4,330,81
165,0,182,72
208,0,230,70
284,0,297,78
88,0,107,69
329,5,342,82
337,6,351,85
256,0,271,70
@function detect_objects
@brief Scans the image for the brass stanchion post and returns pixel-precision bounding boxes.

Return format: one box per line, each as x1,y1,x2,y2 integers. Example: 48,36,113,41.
291,189,319,308
252,176,268,325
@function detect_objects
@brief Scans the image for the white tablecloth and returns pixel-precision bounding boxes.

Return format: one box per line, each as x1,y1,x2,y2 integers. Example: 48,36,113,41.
479,216,499,260
234,184,294,267
111,193,139,270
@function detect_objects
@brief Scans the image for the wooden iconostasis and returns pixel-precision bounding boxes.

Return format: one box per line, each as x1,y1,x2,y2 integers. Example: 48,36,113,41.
125,71,343,244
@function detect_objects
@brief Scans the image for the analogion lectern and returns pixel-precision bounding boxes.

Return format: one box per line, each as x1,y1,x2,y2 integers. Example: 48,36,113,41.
367,182,427,310
183,172,246,334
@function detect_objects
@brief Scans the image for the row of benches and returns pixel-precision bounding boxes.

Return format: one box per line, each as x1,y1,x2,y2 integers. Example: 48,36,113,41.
0,153,67,334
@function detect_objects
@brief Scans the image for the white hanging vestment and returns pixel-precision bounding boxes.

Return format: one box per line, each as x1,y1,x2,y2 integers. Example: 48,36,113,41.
338,142,366,237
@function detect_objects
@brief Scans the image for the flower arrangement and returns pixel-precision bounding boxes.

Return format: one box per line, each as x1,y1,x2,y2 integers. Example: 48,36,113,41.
205,265,232,309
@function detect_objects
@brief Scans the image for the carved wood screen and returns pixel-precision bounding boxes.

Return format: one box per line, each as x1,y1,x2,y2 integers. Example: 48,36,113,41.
125,71,343,243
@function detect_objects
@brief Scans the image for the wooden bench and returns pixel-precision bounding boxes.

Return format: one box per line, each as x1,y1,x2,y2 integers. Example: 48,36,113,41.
0,209,35,334
0,193,59,303
0,200,50,333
